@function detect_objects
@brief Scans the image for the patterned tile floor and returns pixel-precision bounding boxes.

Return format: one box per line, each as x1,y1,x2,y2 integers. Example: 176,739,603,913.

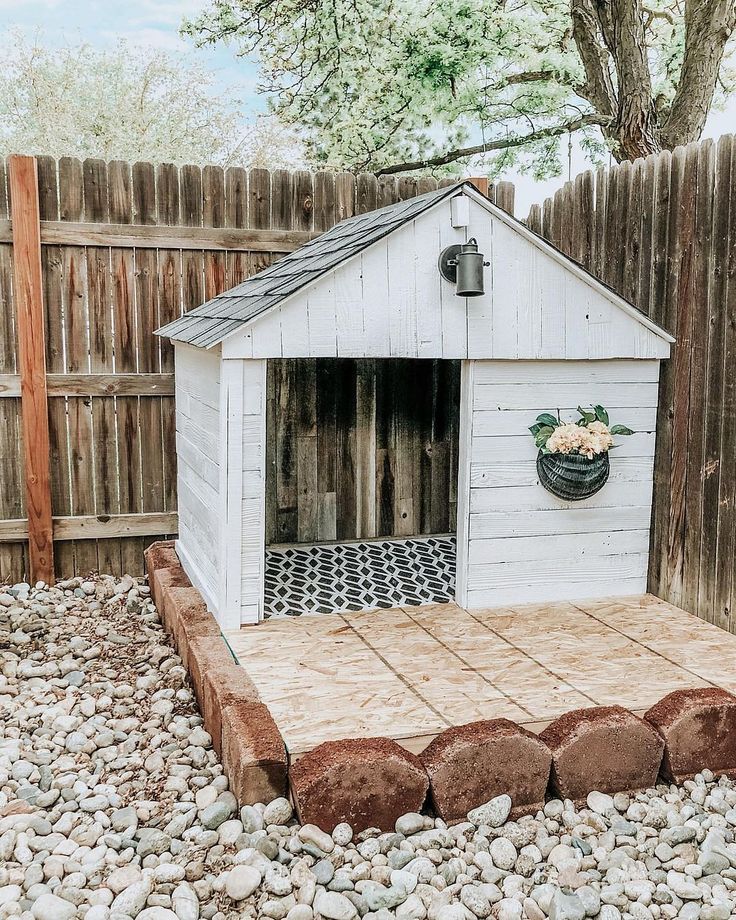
264,535,456,618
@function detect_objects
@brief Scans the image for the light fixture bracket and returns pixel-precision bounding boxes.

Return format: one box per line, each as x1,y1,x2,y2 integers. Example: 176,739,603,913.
438,244,463,284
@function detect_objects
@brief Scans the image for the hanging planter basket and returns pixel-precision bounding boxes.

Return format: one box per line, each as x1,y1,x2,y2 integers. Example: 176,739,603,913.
537,450,610,502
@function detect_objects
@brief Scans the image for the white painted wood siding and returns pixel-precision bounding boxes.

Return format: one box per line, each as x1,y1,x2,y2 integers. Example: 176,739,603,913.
221,194,670,362
174,344,223,614
174,348,267,628
456,359,660,609
219,358,267,628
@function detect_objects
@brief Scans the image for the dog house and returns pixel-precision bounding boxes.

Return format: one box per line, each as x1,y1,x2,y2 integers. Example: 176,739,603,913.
157,181,673,629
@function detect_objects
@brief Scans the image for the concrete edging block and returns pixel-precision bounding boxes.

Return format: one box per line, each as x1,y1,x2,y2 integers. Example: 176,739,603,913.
420,718,551,822
290,737,429,833
144,540,179,609
146,544,289,803
203,663,261,757
540,705,665,801
222,701,288,805
645,688,736,783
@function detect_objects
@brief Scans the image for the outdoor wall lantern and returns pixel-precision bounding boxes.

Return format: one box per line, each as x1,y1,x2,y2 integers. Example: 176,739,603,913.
438,238,490,297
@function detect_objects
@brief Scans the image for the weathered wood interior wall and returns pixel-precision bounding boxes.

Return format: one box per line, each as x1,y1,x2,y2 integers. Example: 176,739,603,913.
0,155,514,581
528,135,735,631
266,358,460,545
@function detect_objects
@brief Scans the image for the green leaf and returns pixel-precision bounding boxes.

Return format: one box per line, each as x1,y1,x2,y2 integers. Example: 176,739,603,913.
535,413,559,428
594,404,609,425
610,424,635,436
534,425,555,448
577,406,595,425
528,423,543,435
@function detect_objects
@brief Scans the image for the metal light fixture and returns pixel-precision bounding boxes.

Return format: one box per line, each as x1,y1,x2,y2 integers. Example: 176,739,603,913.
438,238,490,297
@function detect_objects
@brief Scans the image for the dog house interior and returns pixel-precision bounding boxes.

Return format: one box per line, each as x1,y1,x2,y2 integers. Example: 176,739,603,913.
264,357,461,616
158,181,673,631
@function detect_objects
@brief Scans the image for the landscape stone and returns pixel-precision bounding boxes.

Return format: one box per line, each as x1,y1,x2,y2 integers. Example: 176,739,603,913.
467,794,513,828
6,569,736,920
30,893,77,920
226,864,262,900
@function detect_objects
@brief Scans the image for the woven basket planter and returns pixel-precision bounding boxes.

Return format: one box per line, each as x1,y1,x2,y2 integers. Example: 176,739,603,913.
537,451,610,501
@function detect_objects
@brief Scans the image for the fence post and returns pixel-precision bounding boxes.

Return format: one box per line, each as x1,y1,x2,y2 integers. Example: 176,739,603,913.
8,155,55,585
468,176,515,216
468,176,489,197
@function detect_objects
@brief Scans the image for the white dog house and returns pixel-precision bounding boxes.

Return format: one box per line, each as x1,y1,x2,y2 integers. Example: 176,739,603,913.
157,182,673,629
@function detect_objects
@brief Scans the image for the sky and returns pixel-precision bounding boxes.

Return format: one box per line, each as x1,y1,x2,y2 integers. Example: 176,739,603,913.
2,0,735,216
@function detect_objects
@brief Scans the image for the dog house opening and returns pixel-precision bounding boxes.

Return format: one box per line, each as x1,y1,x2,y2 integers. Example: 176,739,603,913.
264,357,461,617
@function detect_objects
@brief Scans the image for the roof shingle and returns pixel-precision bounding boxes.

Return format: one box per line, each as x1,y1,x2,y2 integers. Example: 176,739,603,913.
156,182,464,347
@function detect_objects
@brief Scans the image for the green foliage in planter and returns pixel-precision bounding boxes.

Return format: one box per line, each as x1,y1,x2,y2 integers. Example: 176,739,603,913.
528,405,634,454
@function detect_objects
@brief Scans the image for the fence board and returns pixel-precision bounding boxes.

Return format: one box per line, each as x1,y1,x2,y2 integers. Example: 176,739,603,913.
9,156,54,583
0,156,469,580
529,136,736,632
0,158,26,579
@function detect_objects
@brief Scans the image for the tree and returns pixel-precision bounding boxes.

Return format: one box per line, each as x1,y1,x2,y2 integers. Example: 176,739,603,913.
0,33,305,168
183,0,736,177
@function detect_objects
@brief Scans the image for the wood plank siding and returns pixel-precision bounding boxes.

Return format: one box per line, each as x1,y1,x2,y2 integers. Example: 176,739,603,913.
174,344,221,611
222,195,670,362
265,358,461,545
458,359,660,609
528,137,736,630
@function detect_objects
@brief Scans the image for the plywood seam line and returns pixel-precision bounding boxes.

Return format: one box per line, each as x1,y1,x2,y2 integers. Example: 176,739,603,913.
336,611,453,728
571,600,720,689
400,605,539,720
462,605,601,708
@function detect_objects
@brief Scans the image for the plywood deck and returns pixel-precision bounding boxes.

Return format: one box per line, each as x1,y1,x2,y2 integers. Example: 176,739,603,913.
224,594,736,756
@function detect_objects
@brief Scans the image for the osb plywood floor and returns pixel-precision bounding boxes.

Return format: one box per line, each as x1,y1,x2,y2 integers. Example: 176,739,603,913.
224,594,736,756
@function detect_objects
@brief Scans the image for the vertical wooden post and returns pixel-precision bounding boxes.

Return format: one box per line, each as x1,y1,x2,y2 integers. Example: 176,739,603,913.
468,176,489,197
9,155,55,584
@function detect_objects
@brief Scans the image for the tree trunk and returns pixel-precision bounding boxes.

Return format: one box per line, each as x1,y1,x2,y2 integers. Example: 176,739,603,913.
609,0,661,160
660,0,736,150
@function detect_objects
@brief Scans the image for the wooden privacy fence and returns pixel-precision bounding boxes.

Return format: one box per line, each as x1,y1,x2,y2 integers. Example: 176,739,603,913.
0,155,514,582
528,134,736,632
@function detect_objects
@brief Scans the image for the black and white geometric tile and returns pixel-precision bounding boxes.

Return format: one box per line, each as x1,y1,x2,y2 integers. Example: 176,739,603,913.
264,535,456,618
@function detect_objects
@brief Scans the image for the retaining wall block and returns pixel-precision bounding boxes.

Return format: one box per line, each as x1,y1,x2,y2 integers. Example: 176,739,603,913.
186,635,233,711
291,738,429,833
202,663,261,757
420,719,552,823
540,705,665,801
144,540,179,605
221,701,288,805
645,688,736,783
150,566,190,633
161,585,221,668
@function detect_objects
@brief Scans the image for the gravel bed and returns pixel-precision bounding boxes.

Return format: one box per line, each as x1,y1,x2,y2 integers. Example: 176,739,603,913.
2,576,736,920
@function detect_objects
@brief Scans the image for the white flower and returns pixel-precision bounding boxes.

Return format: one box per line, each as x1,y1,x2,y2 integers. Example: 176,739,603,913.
546,421,611,457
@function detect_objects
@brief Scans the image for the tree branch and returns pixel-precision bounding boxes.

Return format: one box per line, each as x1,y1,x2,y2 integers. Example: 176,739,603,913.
609,0,661,159
570,0,618,120
505,70,564,85
642,4,677,25
661,0,736,148
374,114,612,175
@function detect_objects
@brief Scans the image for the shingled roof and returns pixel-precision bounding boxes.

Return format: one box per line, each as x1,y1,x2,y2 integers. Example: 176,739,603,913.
156,182,464,348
